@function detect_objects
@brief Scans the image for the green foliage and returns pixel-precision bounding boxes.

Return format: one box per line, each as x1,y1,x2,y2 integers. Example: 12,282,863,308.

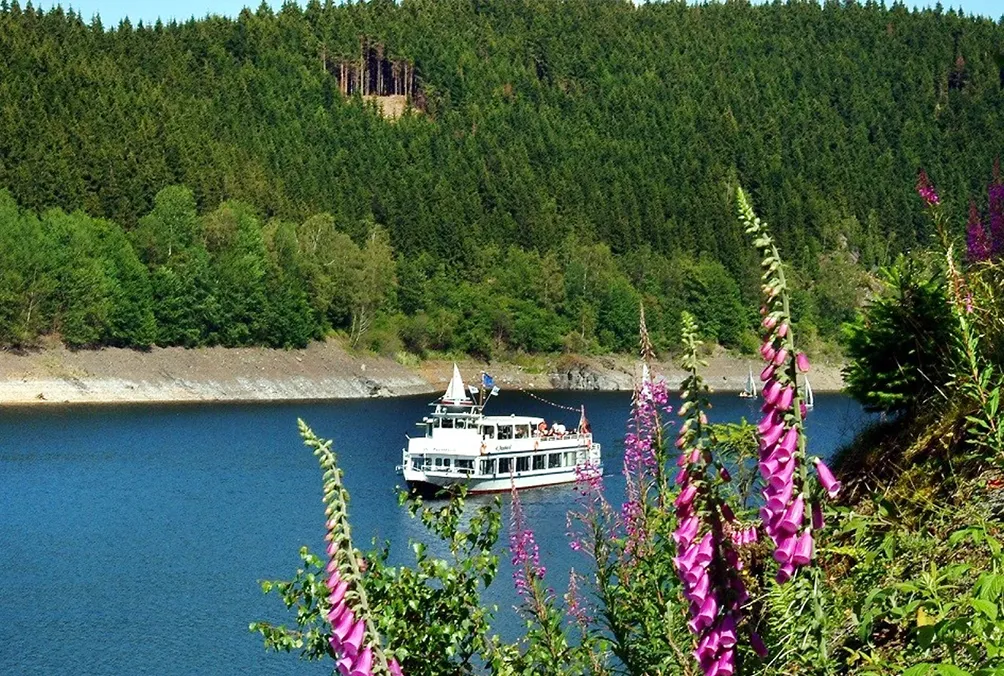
252,424,503,675
14,0,1001,353
843,257,958,413
254,179,1004,675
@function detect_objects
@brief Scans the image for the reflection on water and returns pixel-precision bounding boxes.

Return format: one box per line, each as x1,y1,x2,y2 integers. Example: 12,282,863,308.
0,390,874,674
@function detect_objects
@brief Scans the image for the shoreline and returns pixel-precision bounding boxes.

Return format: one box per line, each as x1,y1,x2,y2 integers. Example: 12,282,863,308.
0,341,845,405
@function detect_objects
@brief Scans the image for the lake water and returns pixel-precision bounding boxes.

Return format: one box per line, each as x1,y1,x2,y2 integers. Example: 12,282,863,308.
0,390,874,675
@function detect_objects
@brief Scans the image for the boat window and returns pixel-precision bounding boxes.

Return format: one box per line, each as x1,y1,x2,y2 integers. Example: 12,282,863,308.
498,425,513,440
412,455,425,469
441,418,454,429
516,456,530,473
481,459,496,475
434,457,452,468
532,455,545,471
564,451,576,467
515,425,529,439
498,457,511,474
426,423,433,437
548,453,562,469
456,459,473,472
480,426,495,439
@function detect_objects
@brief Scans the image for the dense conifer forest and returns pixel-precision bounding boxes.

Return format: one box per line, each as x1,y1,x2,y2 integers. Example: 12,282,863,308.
0,0,1002,354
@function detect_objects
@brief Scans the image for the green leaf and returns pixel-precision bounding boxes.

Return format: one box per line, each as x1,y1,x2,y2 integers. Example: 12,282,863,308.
971,598,998,620
934,665,972,676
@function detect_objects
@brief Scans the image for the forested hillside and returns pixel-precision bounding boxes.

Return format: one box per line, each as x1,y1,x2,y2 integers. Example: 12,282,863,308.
0,0,1001,354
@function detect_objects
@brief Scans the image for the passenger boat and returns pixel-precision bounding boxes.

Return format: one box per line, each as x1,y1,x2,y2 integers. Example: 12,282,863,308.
399,365,602,495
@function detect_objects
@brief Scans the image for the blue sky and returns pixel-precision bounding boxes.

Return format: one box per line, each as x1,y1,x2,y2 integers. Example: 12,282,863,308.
29,1,1004,26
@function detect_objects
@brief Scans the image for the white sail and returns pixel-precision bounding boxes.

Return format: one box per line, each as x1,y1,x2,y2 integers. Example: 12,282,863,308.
739,364,757,398
443,363,468,402
804,377,815,409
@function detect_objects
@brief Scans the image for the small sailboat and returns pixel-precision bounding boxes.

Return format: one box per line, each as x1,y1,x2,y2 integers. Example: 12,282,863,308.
803,377,815,410
739,365,757,398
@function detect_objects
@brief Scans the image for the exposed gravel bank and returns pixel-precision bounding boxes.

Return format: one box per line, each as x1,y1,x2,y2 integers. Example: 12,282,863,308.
0,341,844,405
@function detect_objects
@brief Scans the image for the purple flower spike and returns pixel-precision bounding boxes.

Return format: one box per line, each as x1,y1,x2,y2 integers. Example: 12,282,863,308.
967,200,992,263
349,647,373,676
764,482,793,514
916,169,940,207
773,535,796,563
777,385,794,411
761,421,785,448
768,459,796,491
328,602,348,626
779,427,798,455
777,322,788,338
328,579,349,607
750,631,769,658
763,378,781,405
675,484,698,509
815,459,842,498
674,516,700,548
332,610,355,650
757,410,780,434
719,614,738,649
796,352,810,373
792,530,814,566
779,494,805,535
772,348,788,366
811,502,825,530
342,618,366,659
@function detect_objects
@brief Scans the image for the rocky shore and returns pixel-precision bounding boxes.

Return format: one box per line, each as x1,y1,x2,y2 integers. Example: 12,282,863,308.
0,340,845,405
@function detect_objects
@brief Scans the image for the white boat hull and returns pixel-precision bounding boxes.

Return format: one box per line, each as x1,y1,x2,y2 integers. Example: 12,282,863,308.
401,442,602,495
402,467,582,494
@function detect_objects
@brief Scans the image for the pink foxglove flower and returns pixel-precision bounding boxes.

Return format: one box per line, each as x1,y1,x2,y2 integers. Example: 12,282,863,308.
673,312,756,672
738,185,835,591
306,420,401,676
815,460,842,498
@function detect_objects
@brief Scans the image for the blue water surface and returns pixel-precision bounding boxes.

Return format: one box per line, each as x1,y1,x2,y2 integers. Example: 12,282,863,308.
0,390,873,675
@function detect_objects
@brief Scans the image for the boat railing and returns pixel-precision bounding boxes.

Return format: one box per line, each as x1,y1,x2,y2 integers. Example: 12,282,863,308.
529,430,591,442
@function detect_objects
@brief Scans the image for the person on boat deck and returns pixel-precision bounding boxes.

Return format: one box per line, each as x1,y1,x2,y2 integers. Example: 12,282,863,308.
538,421,551,437
553,423,566,437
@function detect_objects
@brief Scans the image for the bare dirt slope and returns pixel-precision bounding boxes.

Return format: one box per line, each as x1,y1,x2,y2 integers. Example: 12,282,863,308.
0,341,844,405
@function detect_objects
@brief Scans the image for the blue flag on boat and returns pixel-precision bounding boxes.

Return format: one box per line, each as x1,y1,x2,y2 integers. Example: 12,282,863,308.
482,373,494,389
